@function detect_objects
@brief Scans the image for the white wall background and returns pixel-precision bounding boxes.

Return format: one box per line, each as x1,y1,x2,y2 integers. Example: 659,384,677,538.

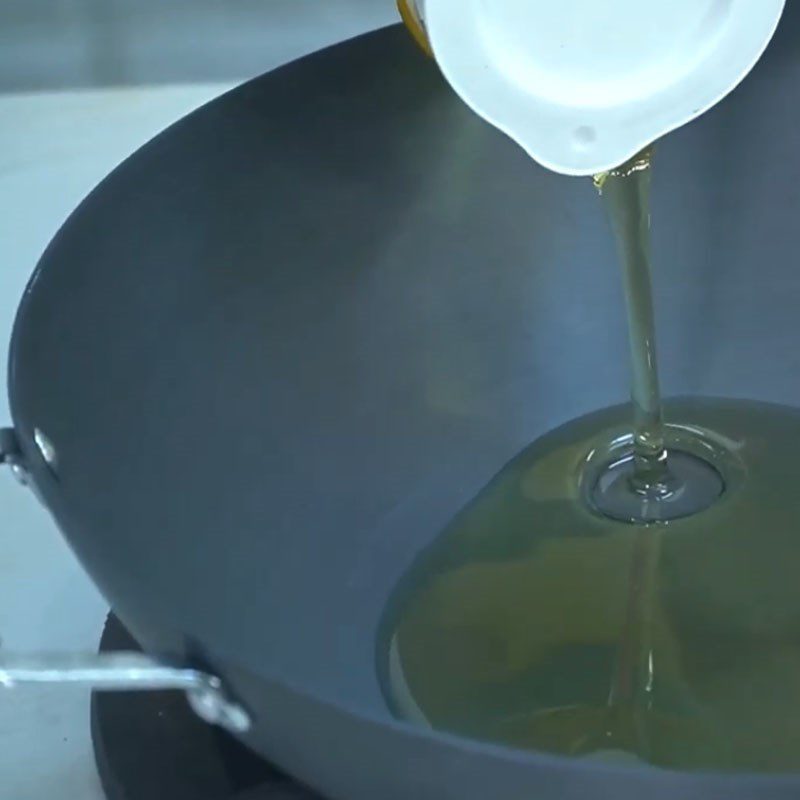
0,0,398,92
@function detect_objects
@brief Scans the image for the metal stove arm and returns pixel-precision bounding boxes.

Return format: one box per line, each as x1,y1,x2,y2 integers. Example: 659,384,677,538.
0,427,251,736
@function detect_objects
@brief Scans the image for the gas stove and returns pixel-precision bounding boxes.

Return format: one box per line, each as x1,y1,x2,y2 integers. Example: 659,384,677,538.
93,615,320,800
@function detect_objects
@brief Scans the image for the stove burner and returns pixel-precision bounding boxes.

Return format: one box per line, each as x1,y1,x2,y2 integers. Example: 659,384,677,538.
92,613,322,800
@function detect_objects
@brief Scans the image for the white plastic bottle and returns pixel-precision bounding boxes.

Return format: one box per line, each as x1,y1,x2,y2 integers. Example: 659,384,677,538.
401,0,785,176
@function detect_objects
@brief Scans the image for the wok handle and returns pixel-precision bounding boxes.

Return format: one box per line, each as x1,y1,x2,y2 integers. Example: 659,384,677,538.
0,650,252,734
0,426,29,485
1,429,251,735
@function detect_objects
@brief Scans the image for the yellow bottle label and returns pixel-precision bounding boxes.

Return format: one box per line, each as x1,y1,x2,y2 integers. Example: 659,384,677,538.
397,0,432,56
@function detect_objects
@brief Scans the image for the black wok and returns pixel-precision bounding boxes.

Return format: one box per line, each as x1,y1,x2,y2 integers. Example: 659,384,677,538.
7,19,800,800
